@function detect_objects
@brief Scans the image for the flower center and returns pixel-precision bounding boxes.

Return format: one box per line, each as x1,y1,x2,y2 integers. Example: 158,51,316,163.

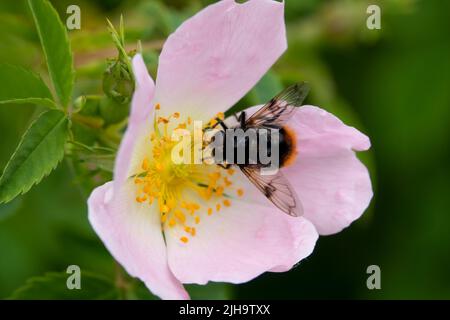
133,104,244,244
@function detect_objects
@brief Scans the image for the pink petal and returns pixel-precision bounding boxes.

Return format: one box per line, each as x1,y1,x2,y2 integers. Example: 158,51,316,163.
284,106,373,235
129,54,155,122
114,54,155,187
88,182,189,300
165,188,318,284
155,0,287,120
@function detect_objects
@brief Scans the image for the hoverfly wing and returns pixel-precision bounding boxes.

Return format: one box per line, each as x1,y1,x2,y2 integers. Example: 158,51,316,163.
245,82,310,128
240,165,303,217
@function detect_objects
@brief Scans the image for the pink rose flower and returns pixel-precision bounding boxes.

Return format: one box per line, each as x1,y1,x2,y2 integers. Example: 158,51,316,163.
88,0,372,300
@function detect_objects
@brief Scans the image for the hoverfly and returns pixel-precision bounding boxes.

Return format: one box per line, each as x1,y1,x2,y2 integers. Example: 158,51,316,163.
207,83,309,217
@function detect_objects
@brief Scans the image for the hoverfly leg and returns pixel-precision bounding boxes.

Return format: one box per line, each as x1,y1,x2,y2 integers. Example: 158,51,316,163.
217,163,232,170
211,118,228,130
238,111,247,128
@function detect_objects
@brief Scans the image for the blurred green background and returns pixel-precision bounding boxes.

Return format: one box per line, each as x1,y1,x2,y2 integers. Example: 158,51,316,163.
1,0,449,299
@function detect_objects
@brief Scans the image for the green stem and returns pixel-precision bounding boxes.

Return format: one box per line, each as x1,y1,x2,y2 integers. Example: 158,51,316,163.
114,261,134,300
71,113,104,129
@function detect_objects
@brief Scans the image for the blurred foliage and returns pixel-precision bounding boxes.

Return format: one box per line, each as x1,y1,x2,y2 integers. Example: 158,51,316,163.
0,0,449,299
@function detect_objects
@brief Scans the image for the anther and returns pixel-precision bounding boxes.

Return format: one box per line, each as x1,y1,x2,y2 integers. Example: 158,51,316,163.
180,236,189,243
175,210,186,223
142,158,149,171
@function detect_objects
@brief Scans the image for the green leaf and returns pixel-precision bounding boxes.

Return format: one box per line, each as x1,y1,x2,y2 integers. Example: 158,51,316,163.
9,271,119,299
0,64,56,108
28,0,75,108
0,110,69,204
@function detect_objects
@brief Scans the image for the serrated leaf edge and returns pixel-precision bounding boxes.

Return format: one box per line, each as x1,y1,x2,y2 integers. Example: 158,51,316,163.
0,110,68,204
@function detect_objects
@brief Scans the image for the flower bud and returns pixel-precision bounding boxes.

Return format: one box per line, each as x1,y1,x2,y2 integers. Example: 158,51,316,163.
102,57,135,105
99,95,130,126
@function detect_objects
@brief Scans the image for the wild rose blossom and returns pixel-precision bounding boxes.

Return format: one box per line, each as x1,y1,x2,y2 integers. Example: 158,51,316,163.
88,0,373,300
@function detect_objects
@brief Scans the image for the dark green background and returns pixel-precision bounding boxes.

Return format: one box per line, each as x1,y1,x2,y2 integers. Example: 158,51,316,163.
0,0,449,299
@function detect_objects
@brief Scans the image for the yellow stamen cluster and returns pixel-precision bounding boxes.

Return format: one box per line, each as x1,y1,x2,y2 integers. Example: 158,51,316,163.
206,112,226,128
134,104,244,244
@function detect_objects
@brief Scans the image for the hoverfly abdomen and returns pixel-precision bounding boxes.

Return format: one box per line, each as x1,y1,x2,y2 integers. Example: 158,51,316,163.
211,127,286,168
211,126,296,169
278,126,297,168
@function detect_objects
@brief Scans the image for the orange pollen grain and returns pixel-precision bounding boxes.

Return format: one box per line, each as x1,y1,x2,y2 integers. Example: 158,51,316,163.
158,117,169,124
215,186,224,196
141,158,149,171
175,210,186,223
180,236,189,243
224,177,232,186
